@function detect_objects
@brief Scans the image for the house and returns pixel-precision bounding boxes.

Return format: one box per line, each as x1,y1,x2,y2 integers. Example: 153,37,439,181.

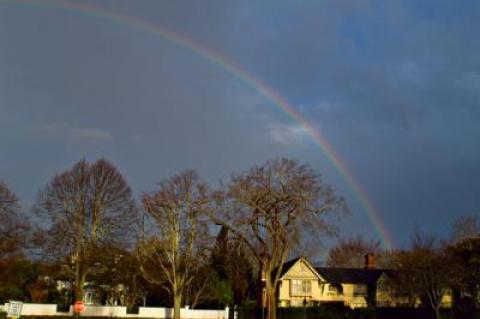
276,254,393,309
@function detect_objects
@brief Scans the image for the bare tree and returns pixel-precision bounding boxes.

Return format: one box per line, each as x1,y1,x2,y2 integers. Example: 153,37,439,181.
184,264,215,309
451,215,479,244
389,231,453,319
137,170,214,319
89,245,147,308
326,235,383,268
0,181,29,259
35,159,137,302
447,235,480,316
212,158,347,319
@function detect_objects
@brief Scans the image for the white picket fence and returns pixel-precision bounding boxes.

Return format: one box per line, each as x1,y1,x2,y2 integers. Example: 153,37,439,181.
2,303,229,319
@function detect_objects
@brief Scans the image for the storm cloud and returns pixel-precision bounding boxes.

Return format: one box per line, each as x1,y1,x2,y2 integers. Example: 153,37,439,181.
1,0,479,250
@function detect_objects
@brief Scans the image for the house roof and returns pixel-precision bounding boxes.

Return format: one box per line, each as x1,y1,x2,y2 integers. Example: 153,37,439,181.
314,267,386,285
278,257,392,285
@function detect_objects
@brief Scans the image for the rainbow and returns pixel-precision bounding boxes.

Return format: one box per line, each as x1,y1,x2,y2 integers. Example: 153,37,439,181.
6,0,394,249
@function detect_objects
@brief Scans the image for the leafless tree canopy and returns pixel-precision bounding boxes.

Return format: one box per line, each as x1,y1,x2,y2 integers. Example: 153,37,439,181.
450,215,479,244
447,235,480,309
0,181,29,259
213,158,347,319
326,235,383,268
389,231,453,319
138,170,214,319
35,159,137,300
0,181,18,212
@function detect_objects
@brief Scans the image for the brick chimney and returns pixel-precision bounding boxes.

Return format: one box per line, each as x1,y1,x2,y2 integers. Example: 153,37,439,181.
364,253,376,269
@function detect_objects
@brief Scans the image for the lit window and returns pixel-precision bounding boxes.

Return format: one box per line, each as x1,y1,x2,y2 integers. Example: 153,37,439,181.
328,284,343,295
291,280,312,296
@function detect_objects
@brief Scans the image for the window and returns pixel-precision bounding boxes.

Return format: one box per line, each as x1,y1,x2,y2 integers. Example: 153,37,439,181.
291,279,312,296
327,284,343,295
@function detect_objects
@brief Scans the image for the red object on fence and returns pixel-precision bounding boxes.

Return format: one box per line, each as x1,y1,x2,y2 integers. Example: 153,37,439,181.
73,301,85,314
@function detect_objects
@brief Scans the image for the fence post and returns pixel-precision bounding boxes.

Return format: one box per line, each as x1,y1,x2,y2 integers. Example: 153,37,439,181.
225,306,229,319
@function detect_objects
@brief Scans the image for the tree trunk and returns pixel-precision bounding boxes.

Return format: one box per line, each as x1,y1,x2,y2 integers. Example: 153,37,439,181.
434,306,440,319
263,269,277,319
256,267,264,319
266,288,277,319
74,271,87,302
173,293,182,319
74,281,84,303
426,291,442,319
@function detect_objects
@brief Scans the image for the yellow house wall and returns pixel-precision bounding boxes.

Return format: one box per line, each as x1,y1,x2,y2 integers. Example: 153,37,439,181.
279,259,453,309
441,293,452,307
278,260,369,308
319,283,368,308
278,260,322,306
278,279,290,301
279,280,369,308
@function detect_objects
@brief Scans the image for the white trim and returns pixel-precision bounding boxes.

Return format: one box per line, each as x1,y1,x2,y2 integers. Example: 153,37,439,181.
279,257,326,282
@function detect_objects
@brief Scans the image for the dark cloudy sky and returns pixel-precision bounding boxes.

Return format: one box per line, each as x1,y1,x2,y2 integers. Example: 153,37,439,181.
1,0,479,250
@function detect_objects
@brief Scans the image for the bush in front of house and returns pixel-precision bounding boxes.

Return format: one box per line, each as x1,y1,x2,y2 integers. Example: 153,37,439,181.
238,303,355,319
237,305,480,319
4,308,480,319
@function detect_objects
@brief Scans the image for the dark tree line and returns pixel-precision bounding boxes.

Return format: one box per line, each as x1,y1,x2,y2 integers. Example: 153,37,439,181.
326,216,480,319
1,157,345,319
2,158,478,319
0,181,29,259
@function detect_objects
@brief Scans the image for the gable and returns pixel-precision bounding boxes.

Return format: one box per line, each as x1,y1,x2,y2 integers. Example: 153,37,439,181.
281,258,324,281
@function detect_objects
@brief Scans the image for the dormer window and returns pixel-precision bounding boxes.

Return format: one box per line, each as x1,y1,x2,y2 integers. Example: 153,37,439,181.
328,283,343,296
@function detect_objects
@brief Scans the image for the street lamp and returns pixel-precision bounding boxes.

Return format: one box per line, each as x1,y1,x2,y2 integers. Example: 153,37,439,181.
70,255,76,307
261,269,266,319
